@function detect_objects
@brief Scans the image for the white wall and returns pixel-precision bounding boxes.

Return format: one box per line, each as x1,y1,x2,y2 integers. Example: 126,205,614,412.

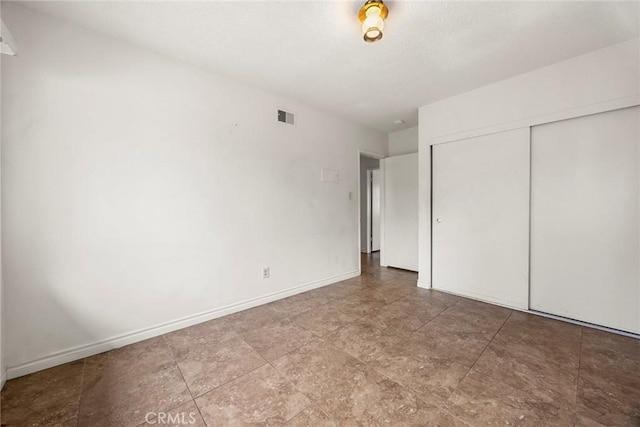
1,4,387,377
359,156,380,253
418,37,640,289
388,127,418,156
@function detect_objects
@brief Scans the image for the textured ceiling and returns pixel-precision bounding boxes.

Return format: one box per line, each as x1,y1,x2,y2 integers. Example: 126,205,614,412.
17,1,640,133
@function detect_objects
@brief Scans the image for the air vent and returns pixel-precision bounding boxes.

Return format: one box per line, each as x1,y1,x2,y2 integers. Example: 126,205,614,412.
277,109,295,125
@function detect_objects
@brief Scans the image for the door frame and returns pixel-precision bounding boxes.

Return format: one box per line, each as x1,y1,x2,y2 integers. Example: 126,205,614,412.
367,168,381,253
358,150,385,272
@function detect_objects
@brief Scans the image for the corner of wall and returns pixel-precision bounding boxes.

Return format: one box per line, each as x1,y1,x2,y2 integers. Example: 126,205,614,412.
387,126,419,156
417,278,431,289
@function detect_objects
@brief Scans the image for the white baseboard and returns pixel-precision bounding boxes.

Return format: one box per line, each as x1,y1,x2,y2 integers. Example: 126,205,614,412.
527,310,640,339
1,369,6,390
7,269,360,380
429,288,640,340
430,286,527,311
417,279,431,289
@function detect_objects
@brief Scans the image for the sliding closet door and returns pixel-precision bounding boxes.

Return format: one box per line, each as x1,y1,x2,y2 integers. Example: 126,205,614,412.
432,128,530,309
530,106,640,333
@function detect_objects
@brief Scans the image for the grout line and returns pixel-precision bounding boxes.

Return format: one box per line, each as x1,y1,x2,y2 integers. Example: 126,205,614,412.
371,302,505,422
233,317,315,360
447,310,515,397
230,272,406,369
368,356,439,406
320,407,339,427
162,335,195,399
291,307,359,338
267,358,318,423
191,356,269,400
76,358,86,427
283,405,313,425
574,326,584,422
412,300,460,333
192,397,208,427
160,335,210,426
413,303,455,331
369,366,454,427
261,337,342,425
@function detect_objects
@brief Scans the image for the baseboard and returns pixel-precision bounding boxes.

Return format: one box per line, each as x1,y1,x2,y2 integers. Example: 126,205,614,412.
7,269,360,380
430,286,527,311
417,279,431,289
1,369,6,390
427,288,640,339
527,310,640,339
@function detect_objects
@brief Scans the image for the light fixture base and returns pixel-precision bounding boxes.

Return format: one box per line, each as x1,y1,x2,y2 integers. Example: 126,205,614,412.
358,0,389,23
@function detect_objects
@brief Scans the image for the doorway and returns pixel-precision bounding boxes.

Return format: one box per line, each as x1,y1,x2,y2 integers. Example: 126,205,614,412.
359,154,381,255
369,169,381,252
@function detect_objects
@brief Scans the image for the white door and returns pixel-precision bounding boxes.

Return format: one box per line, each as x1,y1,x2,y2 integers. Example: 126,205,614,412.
530,106,640,334
432,128,530,309
383,153,418,271
370,169,381,251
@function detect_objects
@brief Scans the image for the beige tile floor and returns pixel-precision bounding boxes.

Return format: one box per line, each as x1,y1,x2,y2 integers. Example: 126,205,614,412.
2,253,639,426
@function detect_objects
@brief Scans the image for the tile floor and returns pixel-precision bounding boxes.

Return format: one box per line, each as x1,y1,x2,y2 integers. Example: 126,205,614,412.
2,253,639,426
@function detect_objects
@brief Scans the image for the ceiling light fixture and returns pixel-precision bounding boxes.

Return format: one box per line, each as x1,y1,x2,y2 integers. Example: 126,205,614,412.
358,0,388,43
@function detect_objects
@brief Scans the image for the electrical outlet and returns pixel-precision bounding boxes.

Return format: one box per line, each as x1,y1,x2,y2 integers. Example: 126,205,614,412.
262,267,270,279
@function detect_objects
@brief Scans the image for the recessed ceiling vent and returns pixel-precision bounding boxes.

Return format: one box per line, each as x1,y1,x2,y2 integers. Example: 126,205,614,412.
277,109,295,125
